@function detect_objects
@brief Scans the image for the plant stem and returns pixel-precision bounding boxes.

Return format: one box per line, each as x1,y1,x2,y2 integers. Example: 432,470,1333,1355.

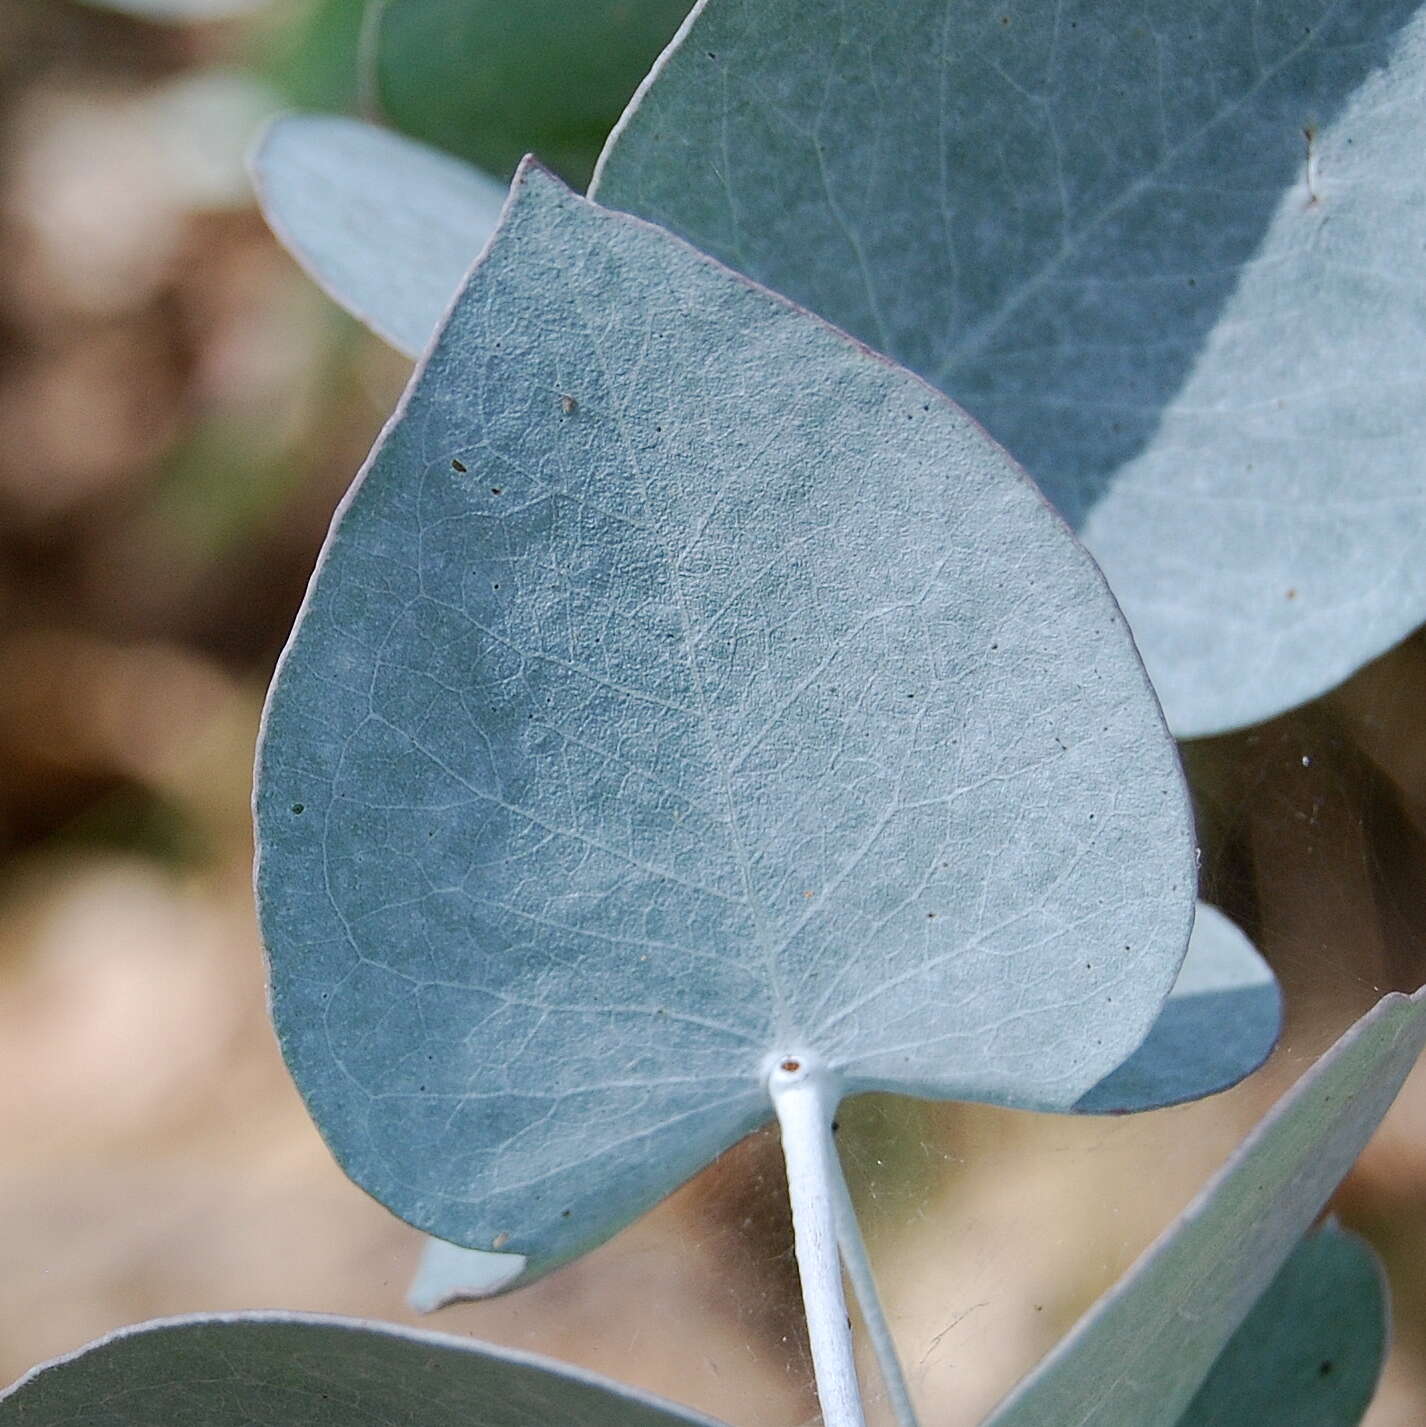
769,1054,867,1427
830,1153,921,1427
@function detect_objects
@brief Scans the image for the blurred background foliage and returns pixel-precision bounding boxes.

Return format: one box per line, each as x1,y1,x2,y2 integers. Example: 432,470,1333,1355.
0,1,1425,1423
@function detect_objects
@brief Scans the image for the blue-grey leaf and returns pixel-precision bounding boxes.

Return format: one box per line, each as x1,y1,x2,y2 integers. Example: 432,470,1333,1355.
410,1238,527,1311
983,985,1426,1427
251,115,507,359
0,1313,723,1426
594,0,1426,737
1178,1224,1386,1427
1075,901,1280,1115
254,161,1194,1286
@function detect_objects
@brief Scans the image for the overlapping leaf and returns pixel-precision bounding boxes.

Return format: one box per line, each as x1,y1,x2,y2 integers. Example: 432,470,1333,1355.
252,117,506,359
255,162,1194,1287
1075,901,1279,1115
1179,1224,1385,1427
984,985,1426,1427
407,900,1278,1311
594,0,1426,736
0,1314,721,1426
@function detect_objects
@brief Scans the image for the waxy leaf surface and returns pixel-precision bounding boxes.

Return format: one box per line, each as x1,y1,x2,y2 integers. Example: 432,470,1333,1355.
1179,1225,1386,1427
0,1314,722,1427
252,116,506,360
255,163,1193,1284
595,0,1426,736
983,985,1426,1427
408,901,1277,1311
1075,901,1279,1115
374,0,692,185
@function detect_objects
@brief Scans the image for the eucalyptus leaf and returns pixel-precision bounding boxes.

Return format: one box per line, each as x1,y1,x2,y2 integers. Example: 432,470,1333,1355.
408,901,1278,1313
1179,1224,1386,1427
255,162,1194,1287
983,985,1426,1427
1075,901,1280,1115
0,1313,722,1427
251,116,507,360
594,0,1426,737
73,0,268,20
411,1237,527,1311
373,0,692,186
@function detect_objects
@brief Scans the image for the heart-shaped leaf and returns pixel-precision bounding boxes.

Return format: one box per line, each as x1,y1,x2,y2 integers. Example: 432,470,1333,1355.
251,116,507,360
255,162,1194,1287
983,985,1426,1427
373,0,693,186
1178,1224,1386,1427
0,1313,722,1426
593,0,1426,737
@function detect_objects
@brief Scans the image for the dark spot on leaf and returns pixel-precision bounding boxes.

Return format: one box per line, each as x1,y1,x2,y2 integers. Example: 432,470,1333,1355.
780,1058,801,1072
1319,1360,1334,1376
831,1119,840,1133
290,803,304,815
561,394,578,414
451,458,467,472
1286,588,1298,599
491,487,502,495
562,1209,571,1218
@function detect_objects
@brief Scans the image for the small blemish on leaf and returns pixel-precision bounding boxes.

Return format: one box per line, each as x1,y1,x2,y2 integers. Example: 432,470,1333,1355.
290,803,305,815
780,1058,801,1072
451,459,467,472
491,487,503,495
1303,125,1320,205
1319,1360,1334,1376
1286,587,1298,600
492,1231,511,1249
560,394,578,414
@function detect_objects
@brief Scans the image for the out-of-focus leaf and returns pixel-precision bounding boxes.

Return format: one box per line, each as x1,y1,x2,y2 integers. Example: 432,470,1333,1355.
1178,1224,1386,1427
1075,902,1280,1115
72,0,268,19
410,1238,526,1311
254,162,1194,1289
982,986,1426,1427
595,0,1426,737
373,0,693,186
251,116,507,359
0,1314,724,1426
